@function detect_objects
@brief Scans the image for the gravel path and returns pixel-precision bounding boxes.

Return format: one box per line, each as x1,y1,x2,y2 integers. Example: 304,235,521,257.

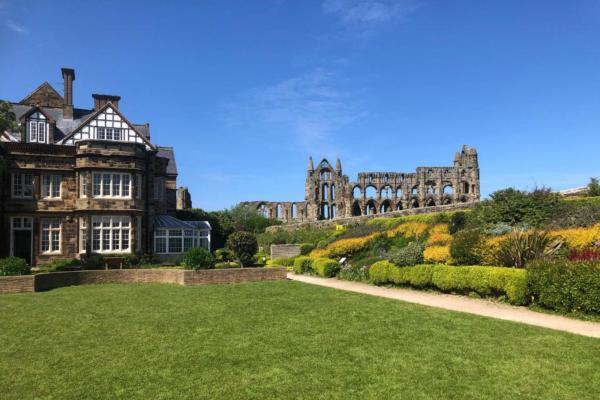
288,273,600,338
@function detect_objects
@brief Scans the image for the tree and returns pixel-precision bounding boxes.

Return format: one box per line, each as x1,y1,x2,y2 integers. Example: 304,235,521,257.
587,178,600,197
0,100,18,173
226,231,258,267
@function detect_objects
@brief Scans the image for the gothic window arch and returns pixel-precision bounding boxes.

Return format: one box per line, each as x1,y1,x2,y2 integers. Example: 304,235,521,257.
365,185,376,198
381,185,392,199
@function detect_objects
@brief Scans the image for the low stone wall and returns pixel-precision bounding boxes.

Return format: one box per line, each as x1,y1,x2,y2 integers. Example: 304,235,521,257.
271,244,302,259
0,275,35,294
0,268,287,294
267,201,478,232
183,267,287,285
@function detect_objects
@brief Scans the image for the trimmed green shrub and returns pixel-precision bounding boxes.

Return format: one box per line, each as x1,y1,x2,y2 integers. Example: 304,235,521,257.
0,257,30,276
299,243,315,255
82,254,105,269
182,247,214,270
227,231,259,267
271,257,296,267
368,262,528,305
215,248,235,262
214,261,241,269
293,256,313,274
386,242,424,266
527,259,600,314
450,229,484,265
38,258,80,273
312,258,340,277
369,260,397,284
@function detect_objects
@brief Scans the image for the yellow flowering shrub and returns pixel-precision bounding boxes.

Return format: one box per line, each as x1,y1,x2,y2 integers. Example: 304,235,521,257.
387,222,429,239
310,233,378,258
550,224,600,249
423,245,450,264
477,235,507,265
426,224,452,246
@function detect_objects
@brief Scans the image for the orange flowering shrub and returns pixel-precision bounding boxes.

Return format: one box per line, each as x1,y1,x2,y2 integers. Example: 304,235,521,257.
423,245,450,264
426,224,452,246
549,224,600,249
477,235,508,265
387,222,429,239
310,233,378,258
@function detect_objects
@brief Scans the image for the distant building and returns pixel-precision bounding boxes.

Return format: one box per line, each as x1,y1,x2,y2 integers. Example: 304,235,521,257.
0,68,210,265
244,145,480,222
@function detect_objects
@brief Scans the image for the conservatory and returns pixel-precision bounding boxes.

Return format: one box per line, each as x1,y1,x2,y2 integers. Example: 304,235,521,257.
153,215,211,261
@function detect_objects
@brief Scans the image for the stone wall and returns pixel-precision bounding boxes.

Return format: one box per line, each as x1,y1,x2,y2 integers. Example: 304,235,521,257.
271,244,302,259
0,267,288,294
0,275,35,294
266,201,478,232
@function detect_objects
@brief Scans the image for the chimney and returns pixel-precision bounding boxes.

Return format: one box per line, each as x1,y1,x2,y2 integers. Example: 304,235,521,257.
61,68,75,119
92,94,121,111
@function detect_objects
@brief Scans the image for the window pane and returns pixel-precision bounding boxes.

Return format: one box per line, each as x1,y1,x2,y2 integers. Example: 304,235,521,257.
168,237,182,253
155,237,166,253
103,174,111,196
112,174,121,196
93,174,101,196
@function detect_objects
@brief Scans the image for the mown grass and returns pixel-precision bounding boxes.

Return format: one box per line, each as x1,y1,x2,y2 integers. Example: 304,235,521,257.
1,281,599,399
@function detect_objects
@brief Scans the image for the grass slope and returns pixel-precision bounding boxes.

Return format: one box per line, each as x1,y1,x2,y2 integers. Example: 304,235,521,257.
1,281,599,399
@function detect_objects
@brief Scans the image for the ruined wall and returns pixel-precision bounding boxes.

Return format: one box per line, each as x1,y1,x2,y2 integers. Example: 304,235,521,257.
246,145,480,223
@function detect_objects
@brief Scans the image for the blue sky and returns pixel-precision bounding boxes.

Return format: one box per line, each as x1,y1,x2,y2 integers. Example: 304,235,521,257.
1,0,599,210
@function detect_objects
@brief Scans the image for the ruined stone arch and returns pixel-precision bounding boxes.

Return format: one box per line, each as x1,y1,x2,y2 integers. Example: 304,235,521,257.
411,186,418,196
396,187,403,198
322,183,329,201
352,201,362,216
257,203,269,218
426,181,436,195
322,203,330,220
381,185,392,199
331,204,337,219
442,197,452,205
443,184,453,195
426,198,436,207
365,185,377,198
411,198,420,208
380,199,391,214
275,204,283,218
395,201,403,211
291,203,298,219
352,186,362,199
365,200,377,216
331,184,336,200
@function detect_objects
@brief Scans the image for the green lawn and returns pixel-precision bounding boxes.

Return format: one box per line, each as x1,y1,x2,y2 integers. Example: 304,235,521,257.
1,282,599,399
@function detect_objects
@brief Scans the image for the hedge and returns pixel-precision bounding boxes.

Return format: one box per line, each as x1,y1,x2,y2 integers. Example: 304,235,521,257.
527,259,600,314
270,257,296,268
311,258,340,277
0,257,30,276
369,263,528,305
293,256,313,274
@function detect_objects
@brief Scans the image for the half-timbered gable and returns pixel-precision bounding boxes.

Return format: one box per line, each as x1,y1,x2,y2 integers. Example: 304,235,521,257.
60,104,154,149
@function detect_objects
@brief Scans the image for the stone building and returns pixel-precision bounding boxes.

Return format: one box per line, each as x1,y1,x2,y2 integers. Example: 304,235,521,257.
0,68,210,265
244,145,480,222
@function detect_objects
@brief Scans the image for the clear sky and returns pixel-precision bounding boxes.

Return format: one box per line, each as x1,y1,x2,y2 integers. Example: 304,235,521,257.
1,0,599,210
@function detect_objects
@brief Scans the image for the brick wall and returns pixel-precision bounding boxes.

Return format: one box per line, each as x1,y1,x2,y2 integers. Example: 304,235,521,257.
0,275,35,294
0,267,288,294
183,267,287,286
271,244,302,259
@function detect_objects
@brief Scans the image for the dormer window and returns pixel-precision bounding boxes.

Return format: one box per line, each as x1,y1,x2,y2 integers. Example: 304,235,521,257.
96,127,123,141
27,112,48,144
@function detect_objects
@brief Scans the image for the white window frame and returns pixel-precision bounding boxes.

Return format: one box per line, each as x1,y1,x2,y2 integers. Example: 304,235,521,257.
40,218,61,254
11,173,34,199
28,117,48,144
96,127,123,141
90,216,131,254
41,174,62,199
91,172,132,198
80,173,88,198
154,229,210,254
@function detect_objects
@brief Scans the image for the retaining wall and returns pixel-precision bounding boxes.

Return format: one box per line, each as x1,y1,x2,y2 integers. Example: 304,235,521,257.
0,267,287,294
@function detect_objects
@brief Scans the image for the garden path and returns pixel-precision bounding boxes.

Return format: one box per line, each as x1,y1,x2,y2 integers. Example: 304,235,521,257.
288,273,600,338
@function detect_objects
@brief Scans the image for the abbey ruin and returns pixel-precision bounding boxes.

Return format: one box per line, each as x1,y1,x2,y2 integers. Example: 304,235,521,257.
244,145,480,222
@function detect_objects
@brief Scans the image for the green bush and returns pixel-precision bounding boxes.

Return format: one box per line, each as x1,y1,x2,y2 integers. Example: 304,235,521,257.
214,261,241,269
271,257,296,267
369,260,397,284
450,229,484,265
546,196,600,228
368,262,528,305
38,258,80,273
0,257,30,276
293,256,313,274
338,263,370,282
215,248,235,262
299,243,315,255
227,231,259,267
82,254,105,269
527,259,600,314
587,177,600,197
312,258,340,277
386,241,424,266
449,211,468,234
182,247,214,270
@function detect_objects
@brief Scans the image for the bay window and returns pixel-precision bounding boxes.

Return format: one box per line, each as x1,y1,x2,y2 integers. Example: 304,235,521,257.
91,216,131,253
91,172,132,198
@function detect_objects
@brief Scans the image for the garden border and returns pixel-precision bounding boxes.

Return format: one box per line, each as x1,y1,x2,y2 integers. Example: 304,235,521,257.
0,268,288,294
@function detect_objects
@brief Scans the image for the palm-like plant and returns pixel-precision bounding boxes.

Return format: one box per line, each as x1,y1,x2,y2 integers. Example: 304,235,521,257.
495,229,562,268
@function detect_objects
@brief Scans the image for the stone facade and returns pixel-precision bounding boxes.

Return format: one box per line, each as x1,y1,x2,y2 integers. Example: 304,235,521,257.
245,145,480,223
0,68,208,266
